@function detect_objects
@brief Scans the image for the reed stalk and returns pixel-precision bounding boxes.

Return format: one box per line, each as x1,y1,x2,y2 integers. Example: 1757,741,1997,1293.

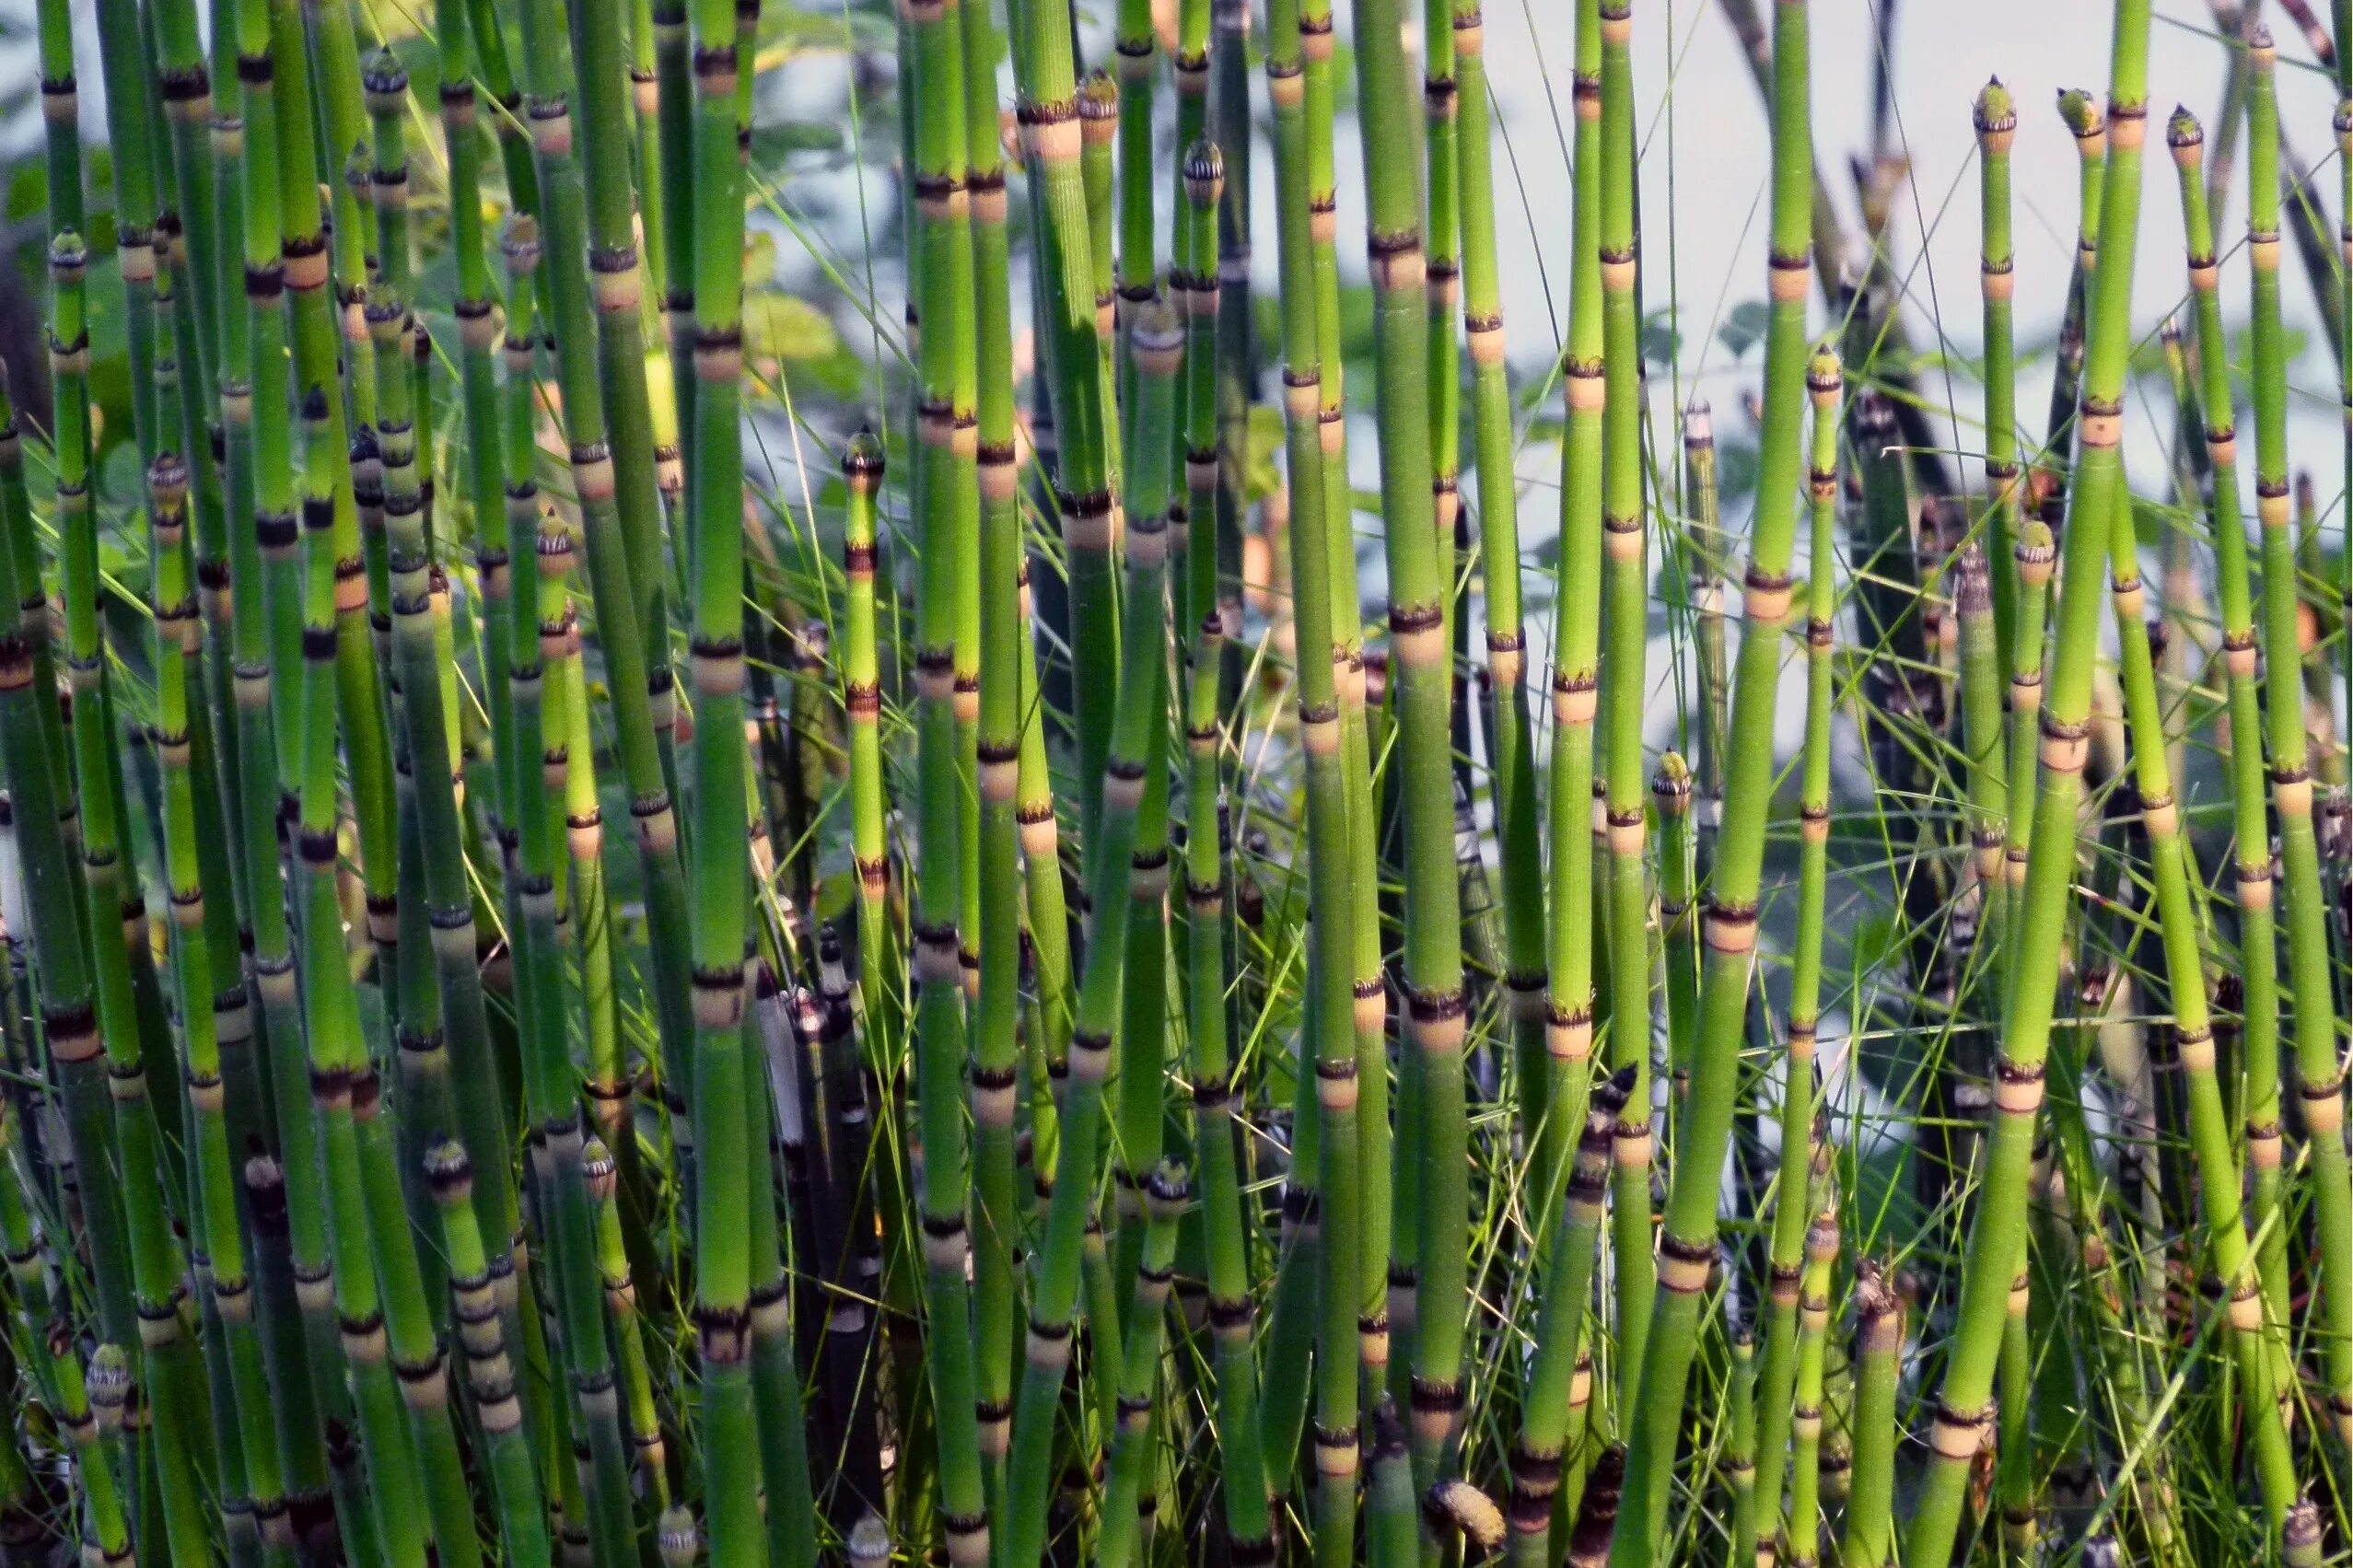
1612,0,1811,1551
1906,6,2153,1558
2246,27,2353,1449
2168,110,2294,1335
999,304,1177,1568
1349,0,1469,1499
1543,0,1605,1239
1452,0,1546,1137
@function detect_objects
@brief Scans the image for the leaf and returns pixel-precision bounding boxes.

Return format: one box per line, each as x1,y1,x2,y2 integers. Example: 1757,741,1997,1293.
1640,308,1680,368
748,121,847,163
1716,299,1770,360
6,162,45,227
743,291,843,364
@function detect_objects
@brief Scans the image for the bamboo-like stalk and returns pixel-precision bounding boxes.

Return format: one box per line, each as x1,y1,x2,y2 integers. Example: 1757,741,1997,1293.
1255,0,1350,1505
1748,347,1840,1564
1000,303,1176,1568
2245,27,2353,1450
1837,1264,1900,1567
2045,88,2104,503
1612,0,1811,1551
1724,1326,1756,1568
1906,6,2154,1557
1181,598,1273,1560
1508,1077,1621,1566
962,0,1025,1481
425,1142,552,1568
2169,110,2292,1333
680,0,775,1541
2100,462,2300,1517
1542,0,1605,1237
1450,0,1547,1144
1095,1164,1184,1568
1783,1209,1836,1568
1349,0,1468,1499
1594,1,1654,1413
1976,78,2021,692
1010,0,1119,858
293,382,434,1568
495,220,639,1568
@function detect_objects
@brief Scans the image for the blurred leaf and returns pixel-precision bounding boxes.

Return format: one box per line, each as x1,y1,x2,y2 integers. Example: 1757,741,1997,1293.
748,121,847,163
1715,435,1760,505
1245,403,1285,501
1641,308,1679,368
7,162,45,227
1716,299,1770,360
745,292,841,362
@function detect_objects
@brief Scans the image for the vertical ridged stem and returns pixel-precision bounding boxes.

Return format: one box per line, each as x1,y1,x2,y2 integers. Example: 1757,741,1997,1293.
1509,1087,1619,1568
2246,31,2353,1451
1351,0,1465,1500
1905,6,2152,1558
294,386,431,1568
963,0,1024,1487
1009,0,1117,857
901,0,987,1557
2102,455,2300,1520
1783,1212,1836,1568
1094,1167,1185,1568
2170,111,2292,1334
1543,0,1604,1257
1749,352,1840,1563
425,1144,552,1568
1258,0,1341,1499
1000,308,1175,1568
1612,1,1812,1556
1454,0,1546,1171
678,0,766,1532
1593,3,1653,1424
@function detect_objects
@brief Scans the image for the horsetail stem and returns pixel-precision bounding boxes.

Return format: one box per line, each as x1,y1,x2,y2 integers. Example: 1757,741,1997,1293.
1613,0,1813,1551
1907,6,2154,1558
2246,26,2353,1449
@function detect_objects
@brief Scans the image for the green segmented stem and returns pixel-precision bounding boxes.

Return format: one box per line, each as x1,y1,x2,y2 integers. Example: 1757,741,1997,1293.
583,1135,668,1507
1454,0,1547,1169
1095,1166,1186,1568
1613,0,1813,1551
2101,465,2300,1521
1001,303,1176,1568
294,385,432,1568
963,0,1026,1482
1750,350,1839,1561
2168,110,2291,1335
2245,28,2353,1452
1543,0,1604,1238
495,222,638,1568
525,0,696,1130
1975,78,2021,711
839,436,898,1082
425,1143,552,1568
1837,1267,1899,1567
1008,0,1117,857
1593,2,1653,1420
1783,1210,1836,1568
1906,6,2152,1558
1350,0,1467,1497
900,0,988,1557
1257,0,1342,1497
1509,1081,1620,1567
1181,598,1273,1556
423,0,529,1278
